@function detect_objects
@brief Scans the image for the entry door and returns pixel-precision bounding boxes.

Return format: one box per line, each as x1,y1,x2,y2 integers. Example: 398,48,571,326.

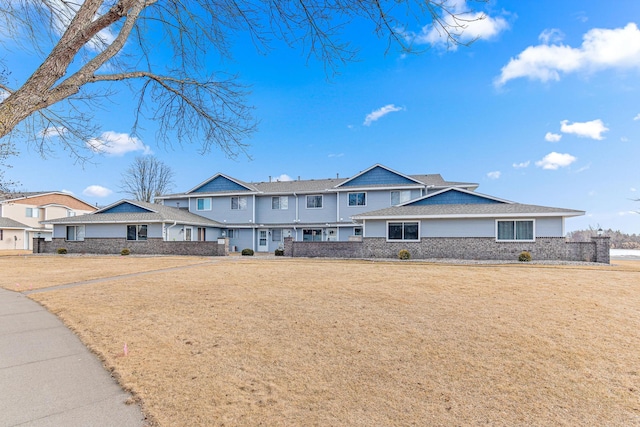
258,230,268,252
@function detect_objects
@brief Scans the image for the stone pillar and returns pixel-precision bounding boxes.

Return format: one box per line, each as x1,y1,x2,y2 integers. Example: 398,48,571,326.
591,236,610,264
284,237,293,257
217,237,229,256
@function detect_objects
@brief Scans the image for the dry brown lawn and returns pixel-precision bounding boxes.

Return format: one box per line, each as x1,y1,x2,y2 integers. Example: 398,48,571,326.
2,255,640,426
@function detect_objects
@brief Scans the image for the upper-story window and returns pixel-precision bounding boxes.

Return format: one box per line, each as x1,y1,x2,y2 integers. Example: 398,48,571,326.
196,198,212,211
390,190,411,205
231,196,247,210
306,195,323,209
25,207,40,218
272,196,288,210
348,192,366,207
67,210,76,217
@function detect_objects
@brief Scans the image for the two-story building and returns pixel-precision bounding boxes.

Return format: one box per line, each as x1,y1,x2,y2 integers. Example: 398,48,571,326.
0,191,96,250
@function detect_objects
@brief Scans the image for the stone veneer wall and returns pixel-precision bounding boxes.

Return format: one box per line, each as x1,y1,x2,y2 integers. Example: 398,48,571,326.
284,237,610,263
36,238,228,256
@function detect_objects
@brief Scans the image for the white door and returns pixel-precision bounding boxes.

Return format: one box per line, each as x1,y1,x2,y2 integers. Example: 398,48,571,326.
258,230,268,252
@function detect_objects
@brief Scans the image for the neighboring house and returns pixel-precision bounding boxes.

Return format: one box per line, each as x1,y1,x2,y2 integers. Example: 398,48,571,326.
0,191,96,250
41,199,226,256
39,164,605,262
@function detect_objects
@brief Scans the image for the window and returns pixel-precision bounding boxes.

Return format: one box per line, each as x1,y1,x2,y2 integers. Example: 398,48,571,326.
127,225,148,241
26,208,39,218
303,229,322,241
231,196,247,210
354,227,362,236
391,190,411,205
388,222,419,241
272,229,282,242
272,196,288,210
348,192,366,207
497,220,534,241
67,210,76,217
66,225,85,241
225,229,238,239
196,198,211,211
306,195,323,209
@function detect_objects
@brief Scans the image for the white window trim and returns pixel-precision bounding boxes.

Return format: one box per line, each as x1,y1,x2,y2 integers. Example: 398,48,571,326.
272,196,289,210
495,219,536,242
306,195,323,209
386,220,421,242
390,190,411,205
347,192,367,207
66,225,85,242
196,197,212,211
127,224,148,241
230,196,247,210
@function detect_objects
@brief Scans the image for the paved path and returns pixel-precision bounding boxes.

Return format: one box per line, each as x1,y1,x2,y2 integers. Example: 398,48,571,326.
0,288,146,427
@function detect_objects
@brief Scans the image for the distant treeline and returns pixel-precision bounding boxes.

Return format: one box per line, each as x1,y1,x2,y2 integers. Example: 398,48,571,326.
566,228,640,249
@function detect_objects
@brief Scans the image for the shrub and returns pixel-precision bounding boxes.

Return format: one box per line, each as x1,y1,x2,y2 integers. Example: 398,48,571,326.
398,249,411,260
518,251,532,262
56,248,68,254
241,248,254,256
121,248,131,256
274,248,285,256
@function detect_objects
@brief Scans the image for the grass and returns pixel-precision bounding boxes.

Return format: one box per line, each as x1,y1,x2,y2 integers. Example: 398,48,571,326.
2,255,640,426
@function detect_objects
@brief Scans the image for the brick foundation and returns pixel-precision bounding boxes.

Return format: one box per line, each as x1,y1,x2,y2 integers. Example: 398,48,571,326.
35,238,228,256
284,237,610,263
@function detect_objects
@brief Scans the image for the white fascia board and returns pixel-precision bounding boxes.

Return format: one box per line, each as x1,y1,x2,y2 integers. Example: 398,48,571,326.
334,184,424,192
335,164,425,188
400,187,514,206
185,173,255,194
352,211,585,220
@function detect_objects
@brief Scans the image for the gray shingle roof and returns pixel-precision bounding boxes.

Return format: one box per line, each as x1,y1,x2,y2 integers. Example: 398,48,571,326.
352,203,584,219
0,217,31,229
42,200,223,227
0,191,58,202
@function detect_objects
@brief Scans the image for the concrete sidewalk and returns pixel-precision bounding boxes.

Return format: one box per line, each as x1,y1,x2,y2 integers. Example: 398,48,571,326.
0,288,146,427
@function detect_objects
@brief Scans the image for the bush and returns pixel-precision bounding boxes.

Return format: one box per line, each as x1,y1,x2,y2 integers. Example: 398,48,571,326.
56,248,68,254
120,248,131,256
518,251,532,262
274,248,285,256
241,248,254,256
398,249,411,260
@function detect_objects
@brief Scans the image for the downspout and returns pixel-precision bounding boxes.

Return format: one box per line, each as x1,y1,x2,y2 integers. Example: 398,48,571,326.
294,193,299,241
336,191,340,241
166,221,178,241
252,194,256,251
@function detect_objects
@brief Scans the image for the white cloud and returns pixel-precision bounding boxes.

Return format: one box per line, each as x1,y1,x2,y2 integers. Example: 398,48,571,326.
328,153,344,158
82,185,112,198
363,104,404,126
545,132,562,142
535,152,577,170
630,187,637,192
487,171,501,179
512,161,530,169
560,119,608,140
574,163,591,173
634,113,640,121
0,90,8,101
272,174,292,182
412,2,509,49
539,29,564,45
86,131,152,156
621,136,629,142
38,126,67,138
496,23,640,86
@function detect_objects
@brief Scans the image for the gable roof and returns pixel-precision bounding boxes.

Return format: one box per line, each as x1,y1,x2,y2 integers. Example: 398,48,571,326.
352,203,584,220
335,164,425,188
186,173,257,194
42,200,223,227
0,191,97,211
400,188,512,206
0,217,32,230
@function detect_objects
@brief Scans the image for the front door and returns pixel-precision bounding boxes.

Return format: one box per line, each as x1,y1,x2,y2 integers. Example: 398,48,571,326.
258,230,268,252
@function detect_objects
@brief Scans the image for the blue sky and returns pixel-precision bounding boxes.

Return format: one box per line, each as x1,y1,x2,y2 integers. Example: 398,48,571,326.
3,1,640,233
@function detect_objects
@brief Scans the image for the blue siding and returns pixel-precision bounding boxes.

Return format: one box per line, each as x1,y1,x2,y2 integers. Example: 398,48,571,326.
342,166,416,186
192,176,250,193
100,203,152,214
410,190,504,205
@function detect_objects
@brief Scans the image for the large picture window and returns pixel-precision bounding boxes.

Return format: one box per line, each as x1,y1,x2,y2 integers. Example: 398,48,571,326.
272,196,288,210
196,198,211,211
348,192,366,207
66,225,85,241
127,225,148,241
388,222,419,241
391,190,411,205
231,196,247,210
496,220,534,241
303,229,322,241
306,195,323,209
